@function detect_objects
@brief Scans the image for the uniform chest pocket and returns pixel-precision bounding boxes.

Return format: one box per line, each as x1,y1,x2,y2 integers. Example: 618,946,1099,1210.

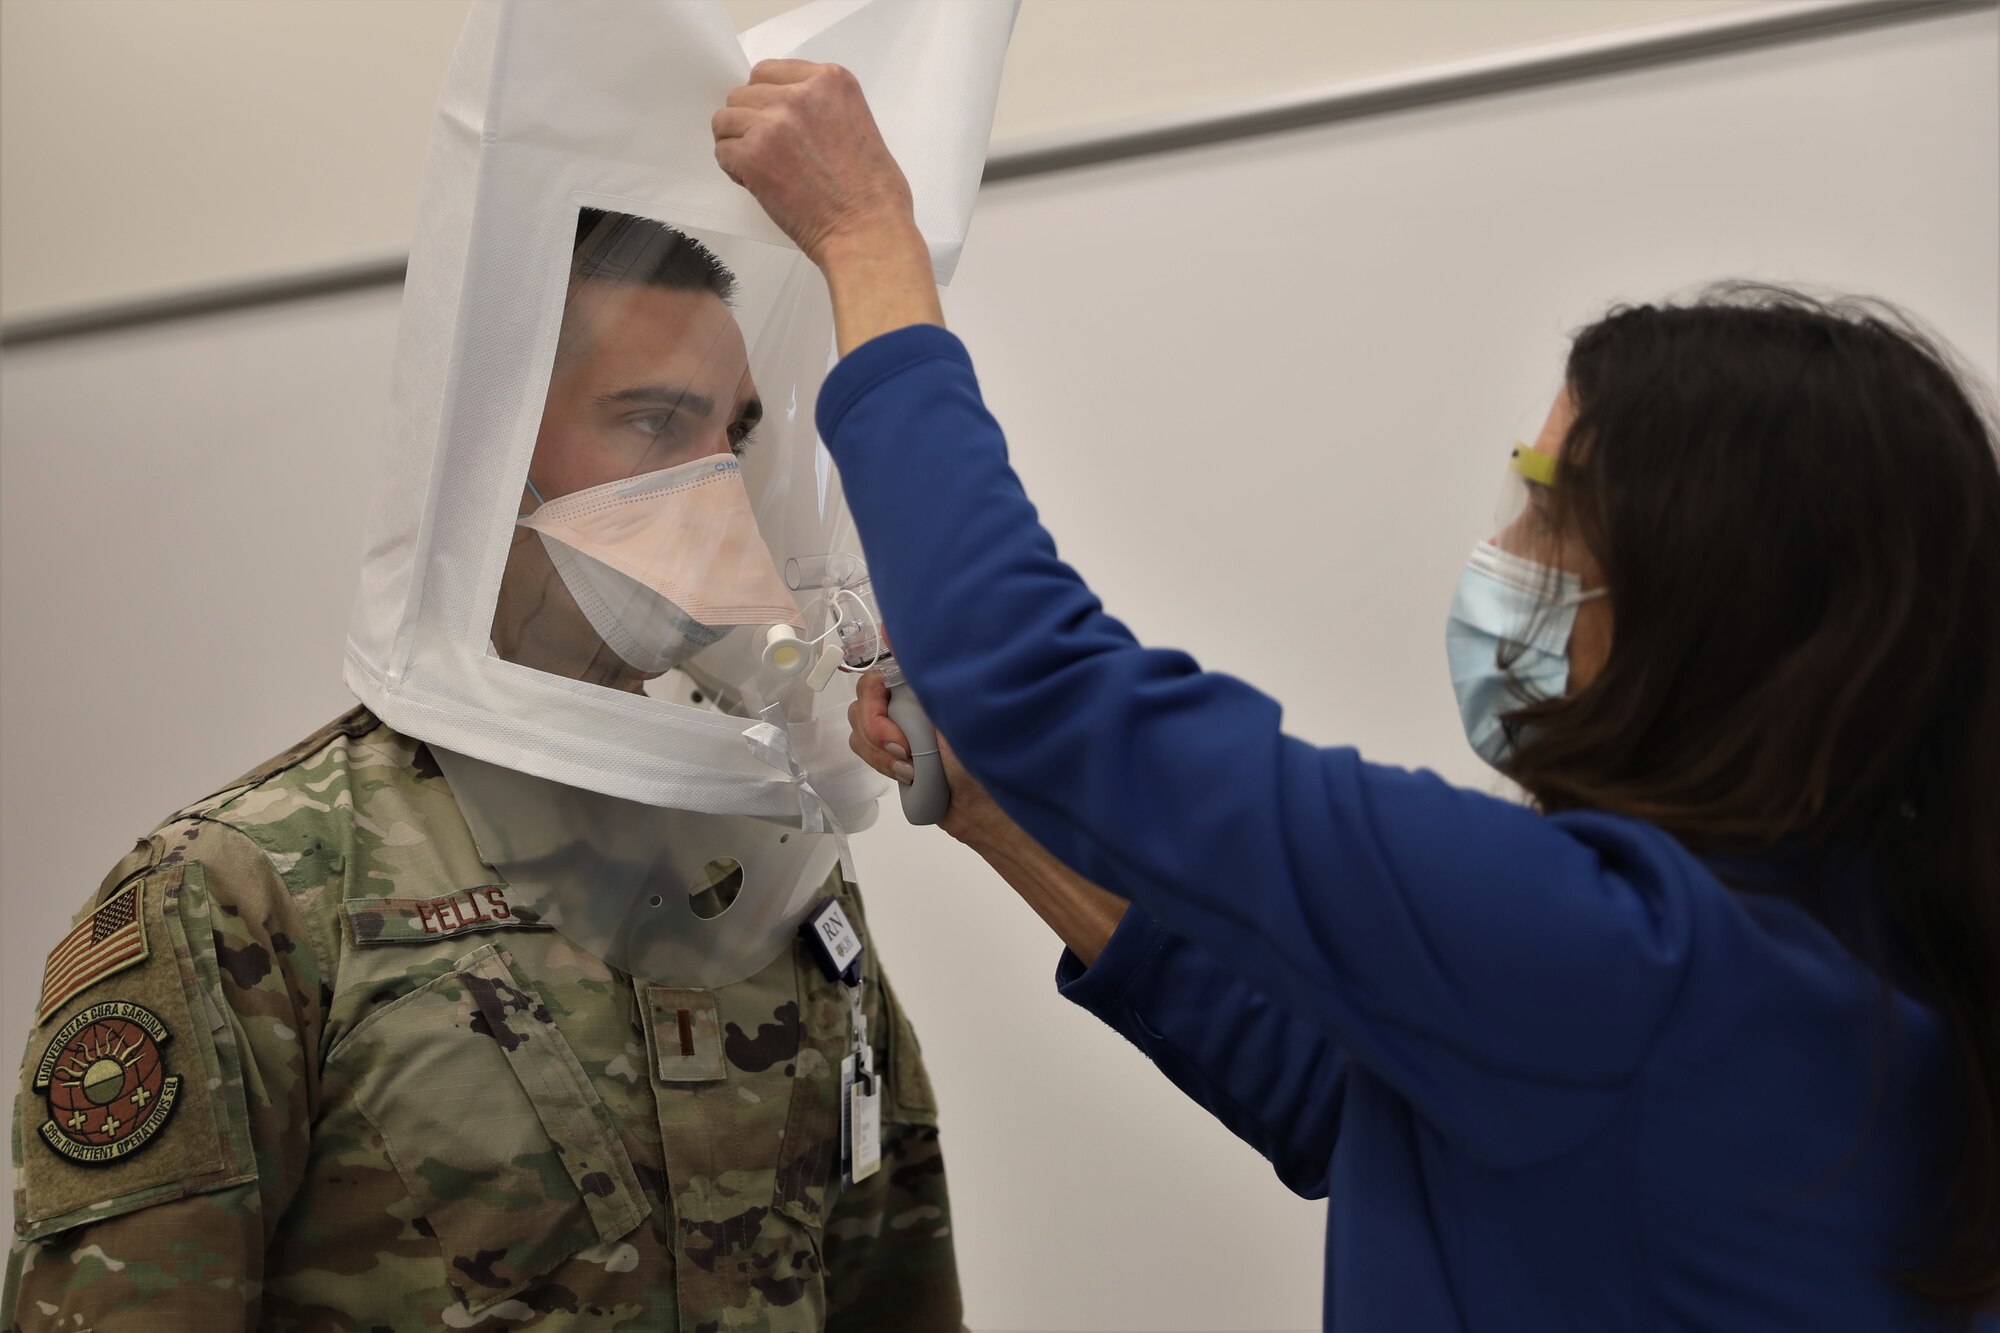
638,943,850,1330
326,942,647,1314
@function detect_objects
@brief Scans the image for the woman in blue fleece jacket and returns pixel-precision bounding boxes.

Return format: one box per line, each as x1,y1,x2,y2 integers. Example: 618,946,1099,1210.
716,62,2000,1331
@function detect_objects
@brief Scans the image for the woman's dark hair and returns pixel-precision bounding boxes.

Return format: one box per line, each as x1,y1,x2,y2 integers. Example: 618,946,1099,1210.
1505,284,1999,1318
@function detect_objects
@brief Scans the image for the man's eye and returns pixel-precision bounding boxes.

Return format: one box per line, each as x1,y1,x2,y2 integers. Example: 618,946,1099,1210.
727,420,759,455
629,413,676,440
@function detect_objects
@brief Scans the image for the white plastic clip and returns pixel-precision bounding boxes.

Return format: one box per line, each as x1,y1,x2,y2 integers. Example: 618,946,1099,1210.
806,642,845,691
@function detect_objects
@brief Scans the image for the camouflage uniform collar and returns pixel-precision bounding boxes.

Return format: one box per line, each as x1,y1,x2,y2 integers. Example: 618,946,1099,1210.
174,706,384,822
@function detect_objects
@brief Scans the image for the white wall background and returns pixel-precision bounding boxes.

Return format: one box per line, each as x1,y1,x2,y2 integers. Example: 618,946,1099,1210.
0,0,1761,323
3,4,1997,1331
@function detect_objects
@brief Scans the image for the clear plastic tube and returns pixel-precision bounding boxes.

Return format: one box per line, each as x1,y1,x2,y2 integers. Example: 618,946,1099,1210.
785,552,866,592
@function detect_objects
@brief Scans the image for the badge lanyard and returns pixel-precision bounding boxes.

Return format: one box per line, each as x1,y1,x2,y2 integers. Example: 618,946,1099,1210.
802,897,879,1188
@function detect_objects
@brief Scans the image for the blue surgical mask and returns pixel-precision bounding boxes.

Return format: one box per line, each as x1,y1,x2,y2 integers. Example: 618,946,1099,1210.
1446,541,1604,768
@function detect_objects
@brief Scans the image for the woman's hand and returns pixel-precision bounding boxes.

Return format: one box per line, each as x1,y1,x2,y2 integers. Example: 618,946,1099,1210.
714,62,943,355
712,60,916,268
848,671,1008,850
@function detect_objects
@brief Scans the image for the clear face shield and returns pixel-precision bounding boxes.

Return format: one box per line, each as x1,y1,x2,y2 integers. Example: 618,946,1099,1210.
499,212,793,697
1475,439,1598,646
431,208,888,988
1490,441,1564,561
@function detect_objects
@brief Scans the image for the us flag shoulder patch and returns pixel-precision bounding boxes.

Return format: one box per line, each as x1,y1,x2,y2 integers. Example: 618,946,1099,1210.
38,881,149,1024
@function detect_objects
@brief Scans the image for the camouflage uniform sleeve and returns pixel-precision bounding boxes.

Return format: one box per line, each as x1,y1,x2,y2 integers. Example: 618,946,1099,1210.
821,970,963,1333
4,817,328,1332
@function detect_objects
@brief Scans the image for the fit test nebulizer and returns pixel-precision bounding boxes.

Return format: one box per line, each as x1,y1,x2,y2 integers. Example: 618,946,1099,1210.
765,553,951,826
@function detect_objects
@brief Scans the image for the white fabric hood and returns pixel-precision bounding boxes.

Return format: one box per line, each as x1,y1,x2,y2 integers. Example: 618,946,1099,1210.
344,0,1016,824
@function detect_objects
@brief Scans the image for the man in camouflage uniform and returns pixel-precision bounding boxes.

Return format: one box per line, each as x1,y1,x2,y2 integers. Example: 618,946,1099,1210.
5,709,956,1331
4,208,962,1332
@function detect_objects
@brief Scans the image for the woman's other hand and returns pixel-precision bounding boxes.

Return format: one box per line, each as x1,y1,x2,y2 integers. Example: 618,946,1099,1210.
848,670,1006,850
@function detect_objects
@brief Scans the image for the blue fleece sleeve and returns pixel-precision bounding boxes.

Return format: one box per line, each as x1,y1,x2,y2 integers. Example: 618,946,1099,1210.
818,325,1703,1166
1056,909,1347,1197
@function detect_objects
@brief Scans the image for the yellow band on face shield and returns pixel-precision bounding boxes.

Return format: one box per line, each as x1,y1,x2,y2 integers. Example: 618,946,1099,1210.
1509,443,1559,487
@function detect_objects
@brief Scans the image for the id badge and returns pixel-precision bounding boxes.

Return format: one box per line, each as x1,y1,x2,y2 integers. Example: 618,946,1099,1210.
839,1053,856,1189
803,898,865,987
838,1047,881,1188
836,973,873,1191
849,1079,882,1184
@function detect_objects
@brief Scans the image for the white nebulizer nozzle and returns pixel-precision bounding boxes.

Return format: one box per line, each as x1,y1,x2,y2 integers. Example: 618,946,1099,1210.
762,624,809,678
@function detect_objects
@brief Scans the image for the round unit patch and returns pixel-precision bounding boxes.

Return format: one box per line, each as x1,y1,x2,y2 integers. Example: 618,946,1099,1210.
34,1001,181,1166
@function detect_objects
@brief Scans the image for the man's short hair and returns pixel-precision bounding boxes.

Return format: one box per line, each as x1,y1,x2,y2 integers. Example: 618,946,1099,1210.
571,206,736,304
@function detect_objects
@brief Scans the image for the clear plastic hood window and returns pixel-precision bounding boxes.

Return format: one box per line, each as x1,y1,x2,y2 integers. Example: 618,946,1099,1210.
500,209,824,714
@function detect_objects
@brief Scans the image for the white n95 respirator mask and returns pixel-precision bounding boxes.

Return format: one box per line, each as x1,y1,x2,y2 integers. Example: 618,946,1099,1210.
519,456,804,676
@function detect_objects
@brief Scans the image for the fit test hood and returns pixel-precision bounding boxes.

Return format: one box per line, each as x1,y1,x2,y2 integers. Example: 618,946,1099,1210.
344,0,1017,831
